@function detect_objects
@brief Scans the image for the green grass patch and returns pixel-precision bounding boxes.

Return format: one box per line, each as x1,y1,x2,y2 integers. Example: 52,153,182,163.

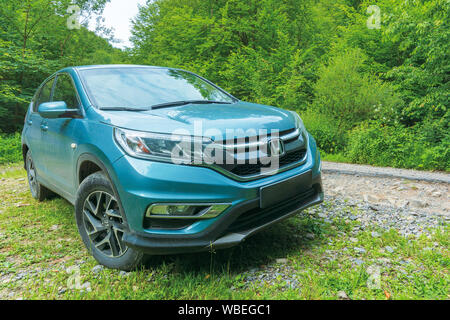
0,133,22,165
320,152,351,164
0,165,448,300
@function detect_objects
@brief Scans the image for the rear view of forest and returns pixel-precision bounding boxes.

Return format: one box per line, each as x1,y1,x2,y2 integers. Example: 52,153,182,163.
1,0,448,171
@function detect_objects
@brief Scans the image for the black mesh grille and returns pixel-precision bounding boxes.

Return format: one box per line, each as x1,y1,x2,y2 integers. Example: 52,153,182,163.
227,187,317,233
143,218,197,230
229,149,307,177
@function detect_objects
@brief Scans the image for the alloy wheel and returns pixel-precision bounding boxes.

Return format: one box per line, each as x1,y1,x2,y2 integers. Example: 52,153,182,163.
82,191,128,258
26,154,38,198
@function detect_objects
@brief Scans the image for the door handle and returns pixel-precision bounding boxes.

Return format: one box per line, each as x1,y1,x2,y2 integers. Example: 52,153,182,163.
27,119,32,126
40,123,48,131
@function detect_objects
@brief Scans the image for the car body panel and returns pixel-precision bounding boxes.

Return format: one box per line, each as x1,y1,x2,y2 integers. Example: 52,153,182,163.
98,101,297,140
111,132,321,235
42,118,79,194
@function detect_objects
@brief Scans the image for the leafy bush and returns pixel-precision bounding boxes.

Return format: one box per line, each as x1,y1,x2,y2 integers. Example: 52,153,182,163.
347,122,449,171
384,0,450,127
0,133,22,165
301,110,347,154
311,48,402,130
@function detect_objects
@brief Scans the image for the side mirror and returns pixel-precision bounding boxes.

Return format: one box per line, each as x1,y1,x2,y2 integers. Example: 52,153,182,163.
38,101,80,119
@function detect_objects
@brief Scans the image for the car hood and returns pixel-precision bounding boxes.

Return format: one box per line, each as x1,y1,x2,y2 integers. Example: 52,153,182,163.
96,101,296,140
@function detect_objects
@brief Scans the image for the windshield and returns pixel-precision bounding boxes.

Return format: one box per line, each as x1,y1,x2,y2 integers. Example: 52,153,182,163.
79,67,235,109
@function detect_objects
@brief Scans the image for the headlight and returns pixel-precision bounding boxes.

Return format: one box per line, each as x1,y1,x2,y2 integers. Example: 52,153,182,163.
290,111,306,133
114,128,212,163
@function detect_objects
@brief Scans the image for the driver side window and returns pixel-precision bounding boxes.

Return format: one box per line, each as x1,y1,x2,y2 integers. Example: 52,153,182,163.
53,73,80,109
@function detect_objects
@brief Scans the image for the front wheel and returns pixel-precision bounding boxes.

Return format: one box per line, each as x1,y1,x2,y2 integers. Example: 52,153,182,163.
75,172,146,271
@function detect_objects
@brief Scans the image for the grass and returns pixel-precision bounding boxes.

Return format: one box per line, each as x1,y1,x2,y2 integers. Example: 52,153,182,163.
320,152,351,164
0,133,22,166
0,164,448,300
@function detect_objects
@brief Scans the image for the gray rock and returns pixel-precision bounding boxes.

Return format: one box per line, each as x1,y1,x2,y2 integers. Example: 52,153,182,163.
58,288,67,295
354,247,366,254
13,272,28,281
377,258,391,265
431,192,442,198
305,233,315,240
275,258,288,264
318,212,327,218
92,265,104,275
410,200,428,208
354,258,364,266
80,282,92,292
337,290,350,300
385,246,394,253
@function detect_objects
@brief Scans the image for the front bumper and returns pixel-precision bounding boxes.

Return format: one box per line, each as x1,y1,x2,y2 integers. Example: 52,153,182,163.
111,133,323,254
123,176,323,254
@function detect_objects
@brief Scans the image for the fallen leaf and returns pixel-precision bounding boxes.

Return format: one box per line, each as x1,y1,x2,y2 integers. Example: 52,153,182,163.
205,274,210,280
384,290,391,300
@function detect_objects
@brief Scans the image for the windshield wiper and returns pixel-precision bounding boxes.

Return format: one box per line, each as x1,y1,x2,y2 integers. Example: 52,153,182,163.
151,100,233,110
99,107,149,112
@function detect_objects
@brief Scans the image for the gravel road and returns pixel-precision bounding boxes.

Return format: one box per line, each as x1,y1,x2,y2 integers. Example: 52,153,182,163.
240,163,449,289
319,162,449,237
323,161,450,184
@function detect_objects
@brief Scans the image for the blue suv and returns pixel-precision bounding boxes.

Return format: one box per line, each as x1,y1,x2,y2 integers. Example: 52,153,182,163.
21,65,323,270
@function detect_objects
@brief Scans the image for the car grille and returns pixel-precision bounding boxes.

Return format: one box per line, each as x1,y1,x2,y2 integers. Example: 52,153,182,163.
212,128,307,179
229,149,307,176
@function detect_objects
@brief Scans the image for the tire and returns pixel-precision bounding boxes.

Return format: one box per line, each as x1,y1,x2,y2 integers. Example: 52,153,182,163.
75,171,146,271
26,150,53,201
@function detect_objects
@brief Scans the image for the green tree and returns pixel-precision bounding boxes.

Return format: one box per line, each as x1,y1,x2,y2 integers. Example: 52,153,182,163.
0,0,125,133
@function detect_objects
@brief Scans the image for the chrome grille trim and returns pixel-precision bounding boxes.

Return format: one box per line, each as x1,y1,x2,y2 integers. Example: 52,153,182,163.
216,128,301,150
199,131,309,182
280,128,301,142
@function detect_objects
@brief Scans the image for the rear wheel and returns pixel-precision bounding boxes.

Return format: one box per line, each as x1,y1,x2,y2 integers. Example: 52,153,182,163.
26,150,53,201
75,172,146,271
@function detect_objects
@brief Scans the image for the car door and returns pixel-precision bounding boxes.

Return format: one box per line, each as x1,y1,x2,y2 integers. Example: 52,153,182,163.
26,77,56,183
41,73,82,196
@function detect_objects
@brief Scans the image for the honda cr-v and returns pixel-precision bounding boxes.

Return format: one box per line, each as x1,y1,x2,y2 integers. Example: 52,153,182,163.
21,65,324,270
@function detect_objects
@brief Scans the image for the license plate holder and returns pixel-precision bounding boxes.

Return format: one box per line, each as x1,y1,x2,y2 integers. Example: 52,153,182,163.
260,170,312,208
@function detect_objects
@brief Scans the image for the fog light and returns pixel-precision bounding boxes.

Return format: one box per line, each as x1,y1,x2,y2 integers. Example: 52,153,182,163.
147,204,230,219
150,205,198,216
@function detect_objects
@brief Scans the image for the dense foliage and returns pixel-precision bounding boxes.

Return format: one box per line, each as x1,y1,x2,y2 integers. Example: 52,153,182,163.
0,0,448,170
129,0,449,171
0,133,21,165
0,0,127,132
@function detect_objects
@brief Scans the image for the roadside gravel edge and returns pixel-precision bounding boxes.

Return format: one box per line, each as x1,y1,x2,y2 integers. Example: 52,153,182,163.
322,161,450,184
